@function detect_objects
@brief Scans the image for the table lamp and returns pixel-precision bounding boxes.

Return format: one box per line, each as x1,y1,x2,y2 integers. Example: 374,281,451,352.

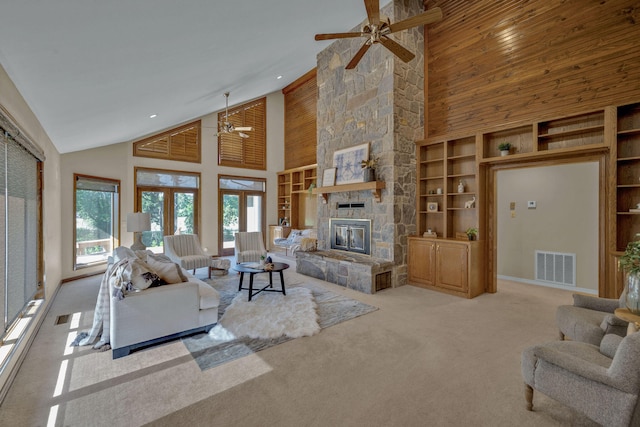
127,212,151,251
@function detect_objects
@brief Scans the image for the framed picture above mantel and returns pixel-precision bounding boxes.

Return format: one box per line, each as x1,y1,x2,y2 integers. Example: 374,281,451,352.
333,142,369,185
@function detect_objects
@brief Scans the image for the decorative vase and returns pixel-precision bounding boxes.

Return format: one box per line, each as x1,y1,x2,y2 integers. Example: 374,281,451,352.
626,273,640,315
363,168,376,182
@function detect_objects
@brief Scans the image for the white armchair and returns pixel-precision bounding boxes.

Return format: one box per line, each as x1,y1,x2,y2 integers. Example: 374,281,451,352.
163,234,213,278
234,231,267,264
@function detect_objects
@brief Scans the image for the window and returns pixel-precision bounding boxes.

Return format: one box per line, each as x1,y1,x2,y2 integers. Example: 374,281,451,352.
0,122,43,342
135,168,200,251
133,120,201,163
218,97,266,170
74,174,120,269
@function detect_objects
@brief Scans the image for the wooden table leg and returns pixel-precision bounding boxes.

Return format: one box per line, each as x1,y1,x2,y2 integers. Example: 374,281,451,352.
248,273,255,301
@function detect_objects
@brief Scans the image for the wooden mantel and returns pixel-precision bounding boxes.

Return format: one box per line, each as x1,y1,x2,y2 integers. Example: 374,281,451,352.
313,181,386,203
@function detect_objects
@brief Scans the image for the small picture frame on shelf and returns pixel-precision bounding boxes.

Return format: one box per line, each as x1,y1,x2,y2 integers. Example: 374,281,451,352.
322,168,336,187
427,202,439,212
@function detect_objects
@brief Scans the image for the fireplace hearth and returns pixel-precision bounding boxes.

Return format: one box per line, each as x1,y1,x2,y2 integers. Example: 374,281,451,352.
330,218,371,255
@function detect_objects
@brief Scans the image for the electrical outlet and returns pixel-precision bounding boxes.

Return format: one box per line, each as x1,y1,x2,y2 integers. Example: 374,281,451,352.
528,201,536,209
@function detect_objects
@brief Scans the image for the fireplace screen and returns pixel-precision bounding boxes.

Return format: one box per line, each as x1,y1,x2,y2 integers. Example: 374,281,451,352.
330,219,371,255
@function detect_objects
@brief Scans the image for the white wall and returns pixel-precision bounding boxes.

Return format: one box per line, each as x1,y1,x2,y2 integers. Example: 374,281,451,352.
496,162,599,291
61,92,285,279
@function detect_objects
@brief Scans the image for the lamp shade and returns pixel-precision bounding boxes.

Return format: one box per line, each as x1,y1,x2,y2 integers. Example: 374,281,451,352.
126,212,151,232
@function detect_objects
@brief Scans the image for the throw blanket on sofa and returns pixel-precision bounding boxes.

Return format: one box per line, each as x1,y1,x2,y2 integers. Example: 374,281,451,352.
75,258,131,349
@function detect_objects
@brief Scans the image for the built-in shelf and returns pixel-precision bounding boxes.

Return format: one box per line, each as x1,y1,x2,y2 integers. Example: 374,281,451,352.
313,181,386,203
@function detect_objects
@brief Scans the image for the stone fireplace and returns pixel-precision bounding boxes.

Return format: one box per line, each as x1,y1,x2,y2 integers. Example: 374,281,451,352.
296,0,424,293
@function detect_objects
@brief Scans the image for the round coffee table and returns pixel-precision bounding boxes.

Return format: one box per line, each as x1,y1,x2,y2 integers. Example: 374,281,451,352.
614,308,640,335
233,262,290,301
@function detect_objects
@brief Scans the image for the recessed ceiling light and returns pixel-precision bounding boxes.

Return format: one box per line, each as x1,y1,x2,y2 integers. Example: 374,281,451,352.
276,75,283,80
149,114,157,119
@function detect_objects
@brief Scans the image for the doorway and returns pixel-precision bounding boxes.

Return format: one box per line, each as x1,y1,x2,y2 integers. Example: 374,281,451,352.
484,154,607,295
218,175,266,256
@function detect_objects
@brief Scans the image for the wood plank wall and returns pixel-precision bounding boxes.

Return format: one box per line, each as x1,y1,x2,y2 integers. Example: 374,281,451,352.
282,69,318,170
425,0,640,138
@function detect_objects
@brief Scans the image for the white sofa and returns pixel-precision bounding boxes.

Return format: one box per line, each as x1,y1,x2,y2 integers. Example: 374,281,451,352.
273,228,317,256
108,248,220,358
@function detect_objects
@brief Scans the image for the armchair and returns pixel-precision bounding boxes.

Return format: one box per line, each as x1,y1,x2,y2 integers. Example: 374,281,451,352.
521,332,640,426
163,234,213,278
234,231,267,264
556,293,628,345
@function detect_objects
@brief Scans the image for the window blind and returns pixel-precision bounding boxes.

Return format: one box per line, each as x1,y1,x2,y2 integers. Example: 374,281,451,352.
1,131,39,334
218,97,266,170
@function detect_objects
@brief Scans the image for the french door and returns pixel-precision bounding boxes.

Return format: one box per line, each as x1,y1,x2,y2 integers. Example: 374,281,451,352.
218,176,265,256
136,188,197,251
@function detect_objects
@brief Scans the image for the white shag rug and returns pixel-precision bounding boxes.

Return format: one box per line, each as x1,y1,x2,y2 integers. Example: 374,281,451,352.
209,287,320,341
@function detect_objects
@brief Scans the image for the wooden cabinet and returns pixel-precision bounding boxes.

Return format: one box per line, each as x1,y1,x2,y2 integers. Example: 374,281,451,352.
407,238,436,287
408,236,484,298
268,225,291,251
277,164,317,229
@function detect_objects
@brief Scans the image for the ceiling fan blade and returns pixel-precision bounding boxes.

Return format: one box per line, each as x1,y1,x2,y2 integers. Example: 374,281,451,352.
346,41,372,70
364,0,379,26
388,7,443,33
238,132,250,139
379,36,415,63
235,126,252,131
315,32,364,41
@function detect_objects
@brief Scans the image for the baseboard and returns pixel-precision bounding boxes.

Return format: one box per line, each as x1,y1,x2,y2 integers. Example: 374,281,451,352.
497,275,597,295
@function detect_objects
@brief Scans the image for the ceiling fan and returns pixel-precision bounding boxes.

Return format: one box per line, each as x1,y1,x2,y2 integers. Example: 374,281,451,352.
315,0,442,69
217,92,252,139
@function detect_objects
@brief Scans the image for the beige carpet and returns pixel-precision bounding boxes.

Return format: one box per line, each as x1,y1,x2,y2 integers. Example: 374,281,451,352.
0,256,598,426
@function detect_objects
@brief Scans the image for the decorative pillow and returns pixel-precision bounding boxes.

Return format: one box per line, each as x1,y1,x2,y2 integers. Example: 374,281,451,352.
147,256,187,284
125,258,166,290
299,237,317,252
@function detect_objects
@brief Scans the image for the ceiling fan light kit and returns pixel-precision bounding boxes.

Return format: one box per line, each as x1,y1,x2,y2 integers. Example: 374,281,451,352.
315,0,442,70
217,92,253,139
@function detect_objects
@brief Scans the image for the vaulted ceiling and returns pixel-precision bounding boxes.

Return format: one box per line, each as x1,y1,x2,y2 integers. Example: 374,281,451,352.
0,1,368,153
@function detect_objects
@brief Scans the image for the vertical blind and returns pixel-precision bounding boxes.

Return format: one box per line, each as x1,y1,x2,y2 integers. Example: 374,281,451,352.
1,130,39,334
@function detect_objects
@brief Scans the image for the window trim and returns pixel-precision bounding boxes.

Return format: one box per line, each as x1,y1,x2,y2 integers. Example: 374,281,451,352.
73,174,121,270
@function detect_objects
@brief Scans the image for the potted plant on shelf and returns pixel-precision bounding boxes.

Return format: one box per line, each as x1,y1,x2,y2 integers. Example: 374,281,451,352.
465,227,478,241
498,143,512,156
618,234,640,314
360,157,378,182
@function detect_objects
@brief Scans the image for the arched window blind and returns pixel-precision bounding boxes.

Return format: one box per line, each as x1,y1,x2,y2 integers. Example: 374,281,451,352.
1,129,40,335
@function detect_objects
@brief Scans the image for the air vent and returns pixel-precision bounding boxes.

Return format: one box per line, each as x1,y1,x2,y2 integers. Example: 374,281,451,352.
336,202,365,209
55,314,70,325
535,250,576,287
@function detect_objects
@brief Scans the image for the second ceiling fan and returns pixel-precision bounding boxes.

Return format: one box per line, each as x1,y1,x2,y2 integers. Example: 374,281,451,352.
218,92,252,139
315,0,442,69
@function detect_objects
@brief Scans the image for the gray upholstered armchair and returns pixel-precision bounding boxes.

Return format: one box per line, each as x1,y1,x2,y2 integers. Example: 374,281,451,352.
234,231,267,264
521,332,640,426
556,293,628,346
163,234,213,278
